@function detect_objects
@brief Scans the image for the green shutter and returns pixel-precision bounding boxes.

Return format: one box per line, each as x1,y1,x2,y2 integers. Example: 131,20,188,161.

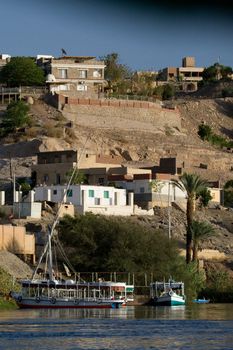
88,189,94,198
67,189,73,197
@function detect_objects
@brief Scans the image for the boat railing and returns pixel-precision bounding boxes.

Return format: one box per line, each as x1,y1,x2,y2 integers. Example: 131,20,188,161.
150,282,184,290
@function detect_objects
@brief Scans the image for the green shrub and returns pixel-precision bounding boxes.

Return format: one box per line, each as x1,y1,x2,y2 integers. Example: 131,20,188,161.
198,123,233,149
198,124,212,141
222,88,233,98
1,100,31,136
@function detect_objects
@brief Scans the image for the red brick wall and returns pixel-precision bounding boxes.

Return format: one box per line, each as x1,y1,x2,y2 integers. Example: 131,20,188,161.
57,94,178,113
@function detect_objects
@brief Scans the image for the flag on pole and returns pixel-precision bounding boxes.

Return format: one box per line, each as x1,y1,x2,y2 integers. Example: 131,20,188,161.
61,48,67,56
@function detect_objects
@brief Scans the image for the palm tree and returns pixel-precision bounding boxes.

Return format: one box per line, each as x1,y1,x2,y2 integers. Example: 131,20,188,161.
191,220,215,262
172,173,207,264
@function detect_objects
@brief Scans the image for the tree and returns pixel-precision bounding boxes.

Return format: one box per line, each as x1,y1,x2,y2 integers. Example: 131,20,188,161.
154,84,175,100
1,100,31,135
0,57,45,87
58,213,179,276
198,187,212,208
101,53,132,93
221,65,233,79
223,180,233,207
162,84,175,100
132,72,156,96
172,173,207,264
190,220,215,262
66,168,87,185
149,180,164,193
202,63,233,82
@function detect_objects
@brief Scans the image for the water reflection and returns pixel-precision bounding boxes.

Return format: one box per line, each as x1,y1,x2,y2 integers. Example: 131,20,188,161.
38,307,130,319
1,303,233,321
0,305,233,350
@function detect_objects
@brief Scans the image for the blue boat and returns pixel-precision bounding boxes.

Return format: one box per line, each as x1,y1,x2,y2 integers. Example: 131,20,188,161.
192,298,210,304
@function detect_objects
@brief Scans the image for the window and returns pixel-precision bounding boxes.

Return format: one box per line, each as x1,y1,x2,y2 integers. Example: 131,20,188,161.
114,192,118,205
78,70,87,78
99,178,104,185
95,198,100,205
54,157,61,163
77,83,87,91
104,191,109,199
56,174,61,185
59,84,69,91
140,187,145,193
59,69,68,79
78,70,87,79
93,69,102,78
43,174,49,182
88,189,94,198
53,190,57,195
67,189,73,197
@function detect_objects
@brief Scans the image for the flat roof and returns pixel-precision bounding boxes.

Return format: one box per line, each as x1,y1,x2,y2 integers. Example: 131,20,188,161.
57,56,95,60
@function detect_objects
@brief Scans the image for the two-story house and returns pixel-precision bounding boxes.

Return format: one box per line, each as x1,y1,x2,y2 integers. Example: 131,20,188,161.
31,150,123,186
43,56,106,98
158,56,204,92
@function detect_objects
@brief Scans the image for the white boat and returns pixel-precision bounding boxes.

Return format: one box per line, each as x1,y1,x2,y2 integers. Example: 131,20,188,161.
10,227,134,309
11,279,130,309
150,280,185,306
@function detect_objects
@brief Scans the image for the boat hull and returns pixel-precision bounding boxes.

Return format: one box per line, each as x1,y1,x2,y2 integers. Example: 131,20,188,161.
16,299,125,309
12,294,124,309
153,295,185,306
17,303,121,309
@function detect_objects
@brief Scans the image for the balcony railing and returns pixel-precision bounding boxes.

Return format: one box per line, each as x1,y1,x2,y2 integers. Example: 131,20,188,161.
0,86,48,94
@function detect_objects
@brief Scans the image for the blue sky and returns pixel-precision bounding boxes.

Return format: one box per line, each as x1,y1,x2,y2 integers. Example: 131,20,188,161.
0,0,232,70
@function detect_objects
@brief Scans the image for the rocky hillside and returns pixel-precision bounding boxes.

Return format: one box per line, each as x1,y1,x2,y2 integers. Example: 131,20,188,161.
0,95,233,264
1,96,233,183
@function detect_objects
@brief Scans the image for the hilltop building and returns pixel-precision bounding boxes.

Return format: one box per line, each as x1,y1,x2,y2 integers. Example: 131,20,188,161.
158,56,204,92
36,55,106,98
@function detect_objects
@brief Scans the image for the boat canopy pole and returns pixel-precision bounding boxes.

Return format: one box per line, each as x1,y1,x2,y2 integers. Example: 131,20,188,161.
31,240,49,280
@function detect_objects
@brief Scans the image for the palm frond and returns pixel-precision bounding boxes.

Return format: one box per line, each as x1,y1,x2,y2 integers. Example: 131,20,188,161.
191,220,215,244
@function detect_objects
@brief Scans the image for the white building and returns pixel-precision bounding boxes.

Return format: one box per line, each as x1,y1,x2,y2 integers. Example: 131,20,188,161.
108,166,186,209
110,174,221,210
35,185,136,216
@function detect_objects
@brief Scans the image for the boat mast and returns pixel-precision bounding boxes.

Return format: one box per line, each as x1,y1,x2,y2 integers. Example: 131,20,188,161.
168,180,171,239
48,229,54,280
31,139,90,281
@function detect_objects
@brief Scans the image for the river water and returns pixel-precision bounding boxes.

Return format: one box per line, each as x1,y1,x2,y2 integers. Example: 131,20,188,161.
0,304,233,350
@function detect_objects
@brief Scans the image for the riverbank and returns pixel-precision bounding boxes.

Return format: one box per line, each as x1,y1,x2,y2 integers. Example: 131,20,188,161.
0,297,17,310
